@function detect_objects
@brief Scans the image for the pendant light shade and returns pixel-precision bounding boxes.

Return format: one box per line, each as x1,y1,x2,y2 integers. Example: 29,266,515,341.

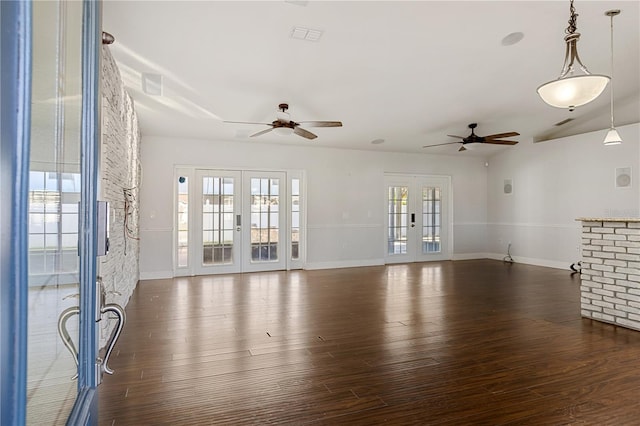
603,9,622,146
603,128,622,145
537,75,609,109
537,0,609,110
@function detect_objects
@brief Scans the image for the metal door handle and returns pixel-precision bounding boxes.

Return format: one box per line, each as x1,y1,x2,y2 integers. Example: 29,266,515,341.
58,305,81,380
99,303,125,375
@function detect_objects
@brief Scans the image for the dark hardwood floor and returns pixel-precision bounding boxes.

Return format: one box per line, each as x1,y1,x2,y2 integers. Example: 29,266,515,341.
98,260,640,425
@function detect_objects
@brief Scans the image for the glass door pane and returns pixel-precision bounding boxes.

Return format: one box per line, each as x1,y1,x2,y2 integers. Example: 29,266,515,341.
202,176,235,265
422,186,441,254
195,170,241,275
249,177,279,262
387,186,409,255
176,175,189,268
27,0,83,422
291,178,300,261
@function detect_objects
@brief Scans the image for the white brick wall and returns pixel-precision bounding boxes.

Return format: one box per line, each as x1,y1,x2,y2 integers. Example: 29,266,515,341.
581,220,640,331
98,47,141,348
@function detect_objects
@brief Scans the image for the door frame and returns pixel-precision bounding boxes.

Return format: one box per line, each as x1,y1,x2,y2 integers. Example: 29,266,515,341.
1,2,33,423
0,1,102,424
193,169,243,275
174,166,305,276
241,170,287,273
384,173,453,264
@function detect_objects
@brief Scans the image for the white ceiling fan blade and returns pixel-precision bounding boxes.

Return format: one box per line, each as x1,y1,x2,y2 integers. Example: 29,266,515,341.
224,120,272,126
250,127,275,137
298,121,343,128
293,127,317,139
423,141,460,148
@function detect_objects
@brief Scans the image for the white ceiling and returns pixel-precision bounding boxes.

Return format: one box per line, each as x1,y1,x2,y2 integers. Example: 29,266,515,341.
103,1,640,156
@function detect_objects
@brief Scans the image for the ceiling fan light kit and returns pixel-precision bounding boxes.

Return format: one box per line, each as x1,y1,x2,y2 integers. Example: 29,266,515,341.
604,9,622,146
274,126,295,136
537,0,609,111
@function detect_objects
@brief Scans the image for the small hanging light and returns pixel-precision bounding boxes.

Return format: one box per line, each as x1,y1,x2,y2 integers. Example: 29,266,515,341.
603,9,622,146
537,0,609,110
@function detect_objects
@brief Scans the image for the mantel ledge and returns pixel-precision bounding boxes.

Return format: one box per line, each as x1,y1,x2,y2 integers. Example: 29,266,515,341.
576,217,640,222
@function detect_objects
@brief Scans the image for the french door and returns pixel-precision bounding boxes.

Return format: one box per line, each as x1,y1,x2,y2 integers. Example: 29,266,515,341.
2,0,101,424
194,170,288,274
385,174,451,263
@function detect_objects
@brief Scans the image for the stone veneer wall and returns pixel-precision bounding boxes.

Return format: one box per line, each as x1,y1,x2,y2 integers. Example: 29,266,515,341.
580,219,640,330
99,46,141,347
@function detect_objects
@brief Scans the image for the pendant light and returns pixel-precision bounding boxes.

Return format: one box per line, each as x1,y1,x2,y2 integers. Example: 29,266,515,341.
537,0,609,110
603,9,622,146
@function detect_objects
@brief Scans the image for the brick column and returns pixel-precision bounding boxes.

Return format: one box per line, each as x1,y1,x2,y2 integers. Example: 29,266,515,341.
98,46,141,347
580,219,640,330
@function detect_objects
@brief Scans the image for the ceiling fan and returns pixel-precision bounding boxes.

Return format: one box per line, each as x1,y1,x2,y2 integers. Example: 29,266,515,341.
224,103,342,140
423,123,520,152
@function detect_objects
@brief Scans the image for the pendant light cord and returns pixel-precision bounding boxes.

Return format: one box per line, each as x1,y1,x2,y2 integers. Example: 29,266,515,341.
609,12,615,128
566,0,578,34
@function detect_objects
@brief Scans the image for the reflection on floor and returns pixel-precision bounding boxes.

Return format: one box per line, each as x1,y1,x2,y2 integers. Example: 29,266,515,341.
27,283,80,425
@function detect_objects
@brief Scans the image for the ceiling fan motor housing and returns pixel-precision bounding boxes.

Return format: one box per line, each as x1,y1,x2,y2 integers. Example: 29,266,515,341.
464,124,483,143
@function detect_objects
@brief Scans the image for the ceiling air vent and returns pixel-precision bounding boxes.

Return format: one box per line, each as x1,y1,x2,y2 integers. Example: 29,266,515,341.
290,27,323,42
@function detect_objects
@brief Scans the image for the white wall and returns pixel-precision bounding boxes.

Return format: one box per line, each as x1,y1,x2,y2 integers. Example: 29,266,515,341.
139,137,489,278
486,123,639,269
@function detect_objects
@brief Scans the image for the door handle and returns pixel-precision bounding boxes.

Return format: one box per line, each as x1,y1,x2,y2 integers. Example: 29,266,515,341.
411,213,416,227
58,301,81,380
236,214,241,231
95,278,126,376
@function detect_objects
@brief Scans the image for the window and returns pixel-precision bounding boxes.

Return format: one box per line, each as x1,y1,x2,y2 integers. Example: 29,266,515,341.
28,171,80,285
291,178,300,260
177,176,189,268
250,178,279,261
388,186,408,254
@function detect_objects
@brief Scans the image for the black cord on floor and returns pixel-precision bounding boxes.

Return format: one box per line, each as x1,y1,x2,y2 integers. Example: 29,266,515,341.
503,243,514,263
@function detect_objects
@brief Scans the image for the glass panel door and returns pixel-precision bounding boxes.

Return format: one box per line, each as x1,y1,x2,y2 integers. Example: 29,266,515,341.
385,179,416,264
242,171,287,272
191,170,289,274
385,175,450,264
27,0,83,422
195,170,242,275
416,177,449,261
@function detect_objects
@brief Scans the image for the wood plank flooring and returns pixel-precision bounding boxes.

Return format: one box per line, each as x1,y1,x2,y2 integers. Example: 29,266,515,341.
98,260,640,425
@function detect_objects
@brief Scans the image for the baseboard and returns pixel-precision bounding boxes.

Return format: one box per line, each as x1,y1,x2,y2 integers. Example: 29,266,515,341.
485,253,571,271
139,270,173,280
451,253,490,261
304,259,385,270
140,256,571,276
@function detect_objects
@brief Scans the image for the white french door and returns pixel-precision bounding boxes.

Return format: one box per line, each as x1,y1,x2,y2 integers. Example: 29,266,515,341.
242,171,286,272
194,169,287,274
385,174,451,263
